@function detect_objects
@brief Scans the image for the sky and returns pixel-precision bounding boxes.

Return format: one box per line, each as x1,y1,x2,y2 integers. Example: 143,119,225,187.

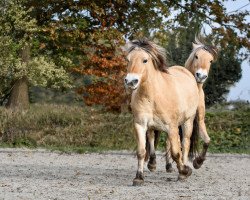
224,0,250,101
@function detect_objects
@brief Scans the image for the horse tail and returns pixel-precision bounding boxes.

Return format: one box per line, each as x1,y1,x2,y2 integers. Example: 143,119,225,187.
145,130,160,161
188,116,200,160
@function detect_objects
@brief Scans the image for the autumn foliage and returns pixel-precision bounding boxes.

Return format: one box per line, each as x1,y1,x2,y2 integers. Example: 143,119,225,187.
4,0,248,110
73,29,128,111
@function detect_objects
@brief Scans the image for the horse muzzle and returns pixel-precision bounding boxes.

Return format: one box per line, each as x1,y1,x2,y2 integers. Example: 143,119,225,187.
195,69,208,83
124,73,140,90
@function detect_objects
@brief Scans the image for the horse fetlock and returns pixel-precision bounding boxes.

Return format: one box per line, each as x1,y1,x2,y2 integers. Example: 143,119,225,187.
181,165,192,176
147,158,156,172
178,165,192,180
203,142,209,149
193,156,205,169
166,163,174,173
132,171,144,186
149,155,156,164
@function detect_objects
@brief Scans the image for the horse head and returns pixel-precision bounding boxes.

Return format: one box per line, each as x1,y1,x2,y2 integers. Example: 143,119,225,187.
123,38,168,90
185,36,218,84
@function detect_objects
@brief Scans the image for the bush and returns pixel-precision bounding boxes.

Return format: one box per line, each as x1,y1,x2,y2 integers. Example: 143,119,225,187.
0,103,249,153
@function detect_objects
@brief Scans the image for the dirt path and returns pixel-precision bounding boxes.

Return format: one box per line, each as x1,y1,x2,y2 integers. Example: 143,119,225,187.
0,148,249,200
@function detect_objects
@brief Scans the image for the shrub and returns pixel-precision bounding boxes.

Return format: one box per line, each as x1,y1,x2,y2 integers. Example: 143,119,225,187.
0,103,249,153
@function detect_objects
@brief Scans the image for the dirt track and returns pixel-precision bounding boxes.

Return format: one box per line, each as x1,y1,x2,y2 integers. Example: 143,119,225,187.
0,148,249,200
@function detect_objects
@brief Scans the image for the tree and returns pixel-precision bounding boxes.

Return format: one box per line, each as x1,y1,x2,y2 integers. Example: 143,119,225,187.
0,0,72,109
159,19,242,105
6,0,248,110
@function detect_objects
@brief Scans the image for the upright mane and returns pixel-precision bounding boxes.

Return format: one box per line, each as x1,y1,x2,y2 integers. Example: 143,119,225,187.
125,38,169,73
185,36,218,70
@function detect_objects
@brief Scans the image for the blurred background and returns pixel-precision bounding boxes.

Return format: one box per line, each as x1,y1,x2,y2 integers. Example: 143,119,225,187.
0,0,249,153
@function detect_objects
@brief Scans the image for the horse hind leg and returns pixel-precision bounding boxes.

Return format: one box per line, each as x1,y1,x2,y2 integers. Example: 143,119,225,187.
193,120,210,169
165,126,183,173
146,130,157,172
168,127,192,180
165,138,174,172
181,118,194,166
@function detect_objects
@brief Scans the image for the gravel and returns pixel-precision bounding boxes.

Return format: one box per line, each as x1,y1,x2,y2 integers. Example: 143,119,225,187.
0,148,249,200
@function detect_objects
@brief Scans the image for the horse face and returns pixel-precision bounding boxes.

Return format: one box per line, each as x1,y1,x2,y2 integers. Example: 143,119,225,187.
124,49,151,90
193,49,214,83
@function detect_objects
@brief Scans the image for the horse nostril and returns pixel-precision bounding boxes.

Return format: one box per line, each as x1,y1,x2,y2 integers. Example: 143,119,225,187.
203,75,208,79
132,79,138,85
124,78,128,84
195,72,200,77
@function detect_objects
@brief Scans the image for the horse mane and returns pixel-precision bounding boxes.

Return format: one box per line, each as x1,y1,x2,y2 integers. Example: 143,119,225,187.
125,38,169,73
185,36,218,71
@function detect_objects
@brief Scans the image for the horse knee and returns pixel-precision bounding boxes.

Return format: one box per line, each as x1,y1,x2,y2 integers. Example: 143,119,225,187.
137,149,146,160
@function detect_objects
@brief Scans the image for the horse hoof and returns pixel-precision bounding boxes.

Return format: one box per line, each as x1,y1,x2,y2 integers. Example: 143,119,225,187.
178,165,192,180
132,178,144,186
147,163,156,172
132,171,144,186
166,163,174,173
193,157,204,169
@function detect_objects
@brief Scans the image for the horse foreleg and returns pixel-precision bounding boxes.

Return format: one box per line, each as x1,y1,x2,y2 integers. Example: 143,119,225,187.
193,120,210,169
165,138,174,172
146,130,157,172
192,91,210,169
169,127,192,180
133,123,146,186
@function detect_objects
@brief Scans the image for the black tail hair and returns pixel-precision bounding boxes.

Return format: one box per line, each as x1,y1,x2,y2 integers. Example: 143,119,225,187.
145,130,160,161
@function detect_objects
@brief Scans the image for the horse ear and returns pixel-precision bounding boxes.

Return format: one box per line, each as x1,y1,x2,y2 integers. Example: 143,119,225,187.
192,42,200,50
121,41,133,52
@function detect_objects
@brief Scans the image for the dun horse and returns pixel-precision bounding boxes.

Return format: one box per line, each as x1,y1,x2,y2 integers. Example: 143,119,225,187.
164,36,218,171
124,39,199,185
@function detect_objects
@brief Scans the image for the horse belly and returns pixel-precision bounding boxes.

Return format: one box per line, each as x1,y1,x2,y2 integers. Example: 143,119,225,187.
148,116,169,132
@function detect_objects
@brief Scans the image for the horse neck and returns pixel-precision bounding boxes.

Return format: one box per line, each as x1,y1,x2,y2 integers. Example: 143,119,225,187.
197,83,203,90
185,62,196,76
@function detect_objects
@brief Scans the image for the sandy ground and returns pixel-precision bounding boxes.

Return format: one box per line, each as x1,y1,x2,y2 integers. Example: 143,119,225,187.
0,148,249,200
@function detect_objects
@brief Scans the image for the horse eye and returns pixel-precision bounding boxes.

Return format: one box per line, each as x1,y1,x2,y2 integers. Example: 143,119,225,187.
195,55,198,59
143,59,148,63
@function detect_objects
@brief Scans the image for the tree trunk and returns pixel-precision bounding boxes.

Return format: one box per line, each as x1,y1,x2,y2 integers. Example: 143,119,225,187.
6,45,30,109
6,77,29,109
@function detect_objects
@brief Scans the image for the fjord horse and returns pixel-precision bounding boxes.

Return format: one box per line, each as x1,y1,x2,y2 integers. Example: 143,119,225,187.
185,37,218,168
164,37,218,171
124,39,199,185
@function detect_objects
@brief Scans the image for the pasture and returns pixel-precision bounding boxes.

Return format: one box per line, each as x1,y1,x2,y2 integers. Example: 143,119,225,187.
0,148,249,199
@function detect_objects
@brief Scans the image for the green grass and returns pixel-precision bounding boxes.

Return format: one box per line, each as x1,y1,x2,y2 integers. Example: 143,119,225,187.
0,102,249,154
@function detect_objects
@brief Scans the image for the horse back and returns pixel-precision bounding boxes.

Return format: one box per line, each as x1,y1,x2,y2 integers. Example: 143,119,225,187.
159,65,199,122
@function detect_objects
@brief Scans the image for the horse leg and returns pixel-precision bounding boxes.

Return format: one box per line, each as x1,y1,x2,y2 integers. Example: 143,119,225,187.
147,130,157,172
168,127,192,180
193,120,210,169
193,96,210,169
133,123,146,186
181,119,194,165
165,138,174,172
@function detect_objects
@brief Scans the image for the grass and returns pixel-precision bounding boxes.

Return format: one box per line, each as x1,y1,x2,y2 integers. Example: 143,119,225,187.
0,102,249,154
